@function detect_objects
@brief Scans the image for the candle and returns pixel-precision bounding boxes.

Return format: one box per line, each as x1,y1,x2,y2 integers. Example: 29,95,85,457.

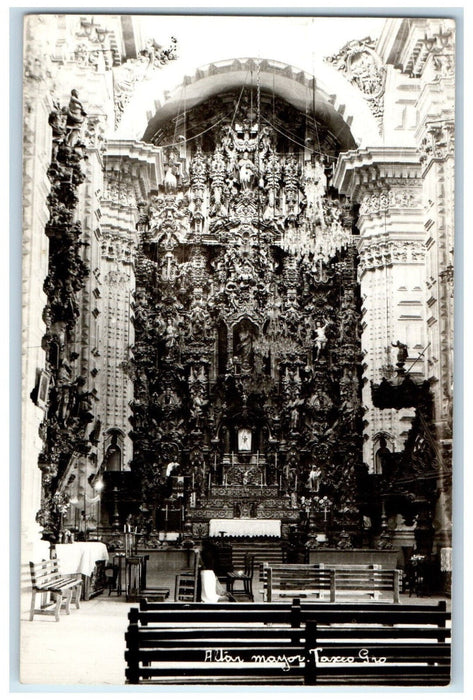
275,453,278,470
214,454,217,470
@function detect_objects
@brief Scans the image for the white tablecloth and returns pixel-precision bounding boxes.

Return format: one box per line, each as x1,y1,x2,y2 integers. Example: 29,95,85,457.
55,542,109,577
209,519,281,538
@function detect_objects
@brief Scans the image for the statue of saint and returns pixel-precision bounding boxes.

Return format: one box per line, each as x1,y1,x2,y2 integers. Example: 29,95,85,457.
238,152,255,190
392,340,408,366
66,90,87,147
236,328,253,366
314,318,330,360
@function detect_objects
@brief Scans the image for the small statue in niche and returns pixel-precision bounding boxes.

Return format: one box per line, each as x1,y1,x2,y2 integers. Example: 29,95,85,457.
165,319,179,351
238,151,255,190
308,466,322,492
313,318,330,361
288,398,302,431
235,327,253,367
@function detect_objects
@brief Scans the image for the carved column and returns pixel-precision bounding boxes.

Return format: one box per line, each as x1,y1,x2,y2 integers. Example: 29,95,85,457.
334,148,425,471
379,18,455,557
99,141,160,472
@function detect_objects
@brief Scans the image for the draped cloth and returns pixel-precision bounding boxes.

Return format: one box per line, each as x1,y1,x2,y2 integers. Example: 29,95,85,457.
209,518,281,538
54,542,109,577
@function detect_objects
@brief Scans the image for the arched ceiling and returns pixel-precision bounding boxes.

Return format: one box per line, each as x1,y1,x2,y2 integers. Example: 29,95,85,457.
115,57,382,151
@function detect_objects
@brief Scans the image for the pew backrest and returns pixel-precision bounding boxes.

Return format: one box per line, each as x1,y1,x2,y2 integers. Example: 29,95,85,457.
125,601,450,685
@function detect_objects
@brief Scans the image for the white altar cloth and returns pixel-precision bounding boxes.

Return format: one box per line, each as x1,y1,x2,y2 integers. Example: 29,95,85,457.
209,518,281,538
55,542,109,577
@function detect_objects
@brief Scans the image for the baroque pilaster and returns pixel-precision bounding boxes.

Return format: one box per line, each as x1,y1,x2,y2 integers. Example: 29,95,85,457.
98,140,160,469
334,148,425,471
379,18,455,550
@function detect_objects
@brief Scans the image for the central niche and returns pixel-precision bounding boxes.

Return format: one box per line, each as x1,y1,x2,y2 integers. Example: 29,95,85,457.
129,87,365,542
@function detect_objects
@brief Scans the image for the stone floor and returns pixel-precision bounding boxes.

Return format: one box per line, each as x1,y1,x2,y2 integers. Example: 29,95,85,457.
18,571,451,688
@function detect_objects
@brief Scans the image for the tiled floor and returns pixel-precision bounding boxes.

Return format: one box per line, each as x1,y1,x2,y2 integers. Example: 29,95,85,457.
18,572,450,688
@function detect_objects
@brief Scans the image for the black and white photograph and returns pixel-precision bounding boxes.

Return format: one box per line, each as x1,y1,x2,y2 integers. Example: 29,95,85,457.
18,10,457,688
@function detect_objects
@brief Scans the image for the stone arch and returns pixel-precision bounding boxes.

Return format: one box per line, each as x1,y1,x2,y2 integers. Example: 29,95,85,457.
115,57,381,150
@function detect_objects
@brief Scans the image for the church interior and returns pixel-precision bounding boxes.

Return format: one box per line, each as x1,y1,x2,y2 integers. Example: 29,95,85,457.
19,13,455,685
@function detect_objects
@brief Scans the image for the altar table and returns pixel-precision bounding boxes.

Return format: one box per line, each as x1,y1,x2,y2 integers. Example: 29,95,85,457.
54,542,109,599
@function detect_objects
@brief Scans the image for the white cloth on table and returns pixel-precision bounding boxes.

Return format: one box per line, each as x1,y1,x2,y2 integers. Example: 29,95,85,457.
201,569,227,603
55,542,109,577
209,518,281,537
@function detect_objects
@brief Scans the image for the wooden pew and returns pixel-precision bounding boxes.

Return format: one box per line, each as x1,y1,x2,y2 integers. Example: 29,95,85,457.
305,619,451,685
264,564,401,603
124,600,450,685
264,564,334,602
29,560,82,622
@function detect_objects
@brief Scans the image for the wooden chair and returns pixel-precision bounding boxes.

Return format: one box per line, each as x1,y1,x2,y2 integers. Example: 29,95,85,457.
226,553,255,600
29,560,82,622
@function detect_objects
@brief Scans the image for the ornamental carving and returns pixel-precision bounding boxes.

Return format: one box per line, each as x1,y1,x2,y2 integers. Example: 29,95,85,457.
100,231,136,265
359,189,422,215
418,122,455,166
359,240,425,273
112,37,178,127
35,91,99,542
325,39,386,132
128,88,365,545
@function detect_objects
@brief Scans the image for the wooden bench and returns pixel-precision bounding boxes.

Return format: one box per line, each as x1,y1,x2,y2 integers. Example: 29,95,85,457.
264,564,401,603
125,599,450,685
29,560,82,622
305,619,451,685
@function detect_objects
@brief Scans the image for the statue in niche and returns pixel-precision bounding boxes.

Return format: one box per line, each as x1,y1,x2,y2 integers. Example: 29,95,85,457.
165,319,179,351
288,397,303,431
375,436,392,476
235,327,254,368
314,318,330,360
308,467,322,492
238,152,255,190
164,159,179,193
158,387,180,411
65,90,87,147
190,392,207,428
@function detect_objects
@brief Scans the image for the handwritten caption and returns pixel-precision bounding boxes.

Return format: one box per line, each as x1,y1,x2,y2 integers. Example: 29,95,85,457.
204,647,386,670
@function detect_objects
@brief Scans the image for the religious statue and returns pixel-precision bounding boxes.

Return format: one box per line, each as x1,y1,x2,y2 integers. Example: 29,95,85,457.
314,318,330,360
392,340,408,366
236,328,253,366
308,467,322,492
48,104,67,161
165,319,179,351
65,89,87,147
238,152,255,190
